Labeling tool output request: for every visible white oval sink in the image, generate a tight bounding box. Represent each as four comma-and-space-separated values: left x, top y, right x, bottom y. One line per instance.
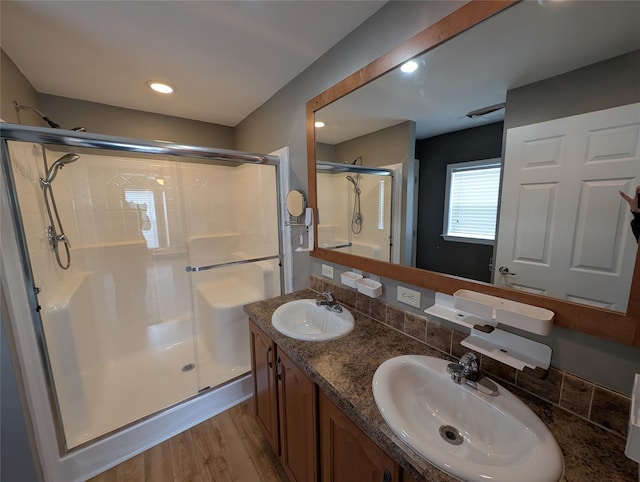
372, 355, 564, 482
271, 299, 354, 341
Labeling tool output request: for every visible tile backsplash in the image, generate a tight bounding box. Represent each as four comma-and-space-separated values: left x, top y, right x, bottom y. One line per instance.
310, 275, 632, 440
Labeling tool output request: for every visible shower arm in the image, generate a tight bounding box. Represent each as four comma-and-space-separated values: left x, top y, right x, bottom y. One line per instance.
13, 101, 86, 131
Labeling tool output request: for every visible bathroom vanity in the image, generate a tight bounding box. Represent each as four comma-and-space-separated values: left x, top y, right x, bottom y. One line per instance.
245, 290, 637, 481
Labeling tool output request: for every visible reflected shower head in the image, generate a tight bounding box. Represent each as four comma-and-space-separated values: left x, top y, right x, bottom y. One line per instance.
346, 175, 360, 194
43, 153, 79, 185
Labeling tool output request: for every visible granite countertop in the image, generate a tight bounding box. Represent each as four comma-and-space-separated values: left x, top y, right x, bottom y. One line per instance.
244, 290, 638, 482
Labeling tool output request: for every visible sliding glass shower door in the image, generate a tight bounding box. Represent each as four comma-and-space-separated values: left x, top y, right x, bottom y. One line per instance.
4, 135, 281, 451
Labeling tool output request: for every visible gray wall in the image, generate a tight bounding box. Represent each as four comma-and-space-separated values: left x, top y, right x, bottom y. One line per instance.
0, 48, 42, 482
39, 94, 235, 149
505, 49, 640, 128
235, 1, 463, 291
333, 121, 415, 168
1, 49, 44, 125
1, 290, 41, 482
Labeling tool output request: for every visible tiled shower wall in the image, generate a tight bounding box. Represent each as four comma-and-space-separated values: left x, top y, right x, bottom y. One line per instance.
317, 170, 392, 262
310, 275, 632, 441
8, 142, 279, 301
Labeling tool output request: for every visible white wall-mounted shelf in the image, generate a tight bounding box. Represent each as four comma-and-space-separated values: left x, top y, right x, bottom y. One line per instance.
461, 327, 551, 375
340, 271, 363, 288
454, 289, 554, 336
356, 278, 382, 298
424, 292, 495, 330
426, 291, 554, 377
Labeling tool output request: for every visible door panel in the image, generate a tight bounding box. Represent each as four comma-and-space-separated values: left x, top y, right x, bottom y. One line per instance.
496, 102, 640, 311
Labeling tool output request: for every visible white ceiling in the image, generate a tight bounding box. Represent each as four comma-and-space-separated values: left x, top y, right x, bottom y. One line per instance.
315, 0, 640, 145
1, 0, 386, 127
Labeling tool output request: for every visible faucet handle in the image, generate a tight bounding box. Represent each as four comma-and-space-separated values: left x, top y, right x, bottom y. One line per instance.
446, 362, 465, 383
458, 352, 478, 376
319, 291, 334, 303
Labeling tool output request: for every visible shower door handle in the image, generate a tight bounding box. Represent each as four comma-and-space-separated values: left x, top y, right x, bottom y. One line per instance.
266, 346, 273, 368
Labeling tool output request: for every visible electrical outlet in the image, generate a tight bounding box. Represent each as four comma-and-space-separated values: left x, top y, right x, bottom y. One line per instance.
397, 285, 421, 308
321, 264, 334, 279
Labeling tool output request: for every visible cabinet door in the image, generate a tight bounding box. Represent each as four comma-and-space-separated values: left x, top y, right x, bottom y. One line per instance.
320, 391, 400, 482
249, 320, 279, 454
277, 349, 318, 482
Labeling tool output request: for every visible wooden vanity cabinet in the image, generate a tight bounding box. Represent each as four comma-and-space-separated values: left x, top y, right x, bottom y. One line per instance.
249, 319, 417, 482
249, 320, 279, 454
319, 391, 400, 482
276, 349, 318, 482
249, 320, 318, 482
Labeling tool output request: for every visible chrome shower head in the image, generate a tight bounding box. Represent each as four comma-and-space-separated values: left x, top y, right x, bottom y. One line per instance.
43, 153, 79, 185
346, 175, 361, 194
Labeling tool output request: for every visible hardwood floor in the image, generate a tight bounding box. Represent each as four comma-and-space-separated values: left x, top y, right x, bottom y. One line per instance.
87, 400, 288, 482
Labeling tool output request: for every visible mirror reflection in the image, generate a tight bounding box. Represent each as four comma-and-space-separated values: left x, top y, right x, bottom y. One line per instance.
317, 161, 397, 262
314, 0, 640, 313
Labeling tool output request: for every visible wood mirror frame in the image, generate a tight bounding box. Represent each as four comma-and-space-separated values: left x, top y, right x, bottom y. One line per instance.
306, 0, 640, 347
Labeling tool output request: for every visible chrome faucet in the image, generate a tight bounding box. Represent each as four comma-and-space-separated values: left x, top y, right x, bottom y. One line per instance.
316, 292, 343, 313
446, 352, 499, 396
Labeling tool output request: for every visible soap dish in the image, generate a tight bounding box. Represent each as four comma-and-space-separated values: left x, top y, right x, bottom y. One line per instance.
356, 278, 383, 298
341, 271, 363, 288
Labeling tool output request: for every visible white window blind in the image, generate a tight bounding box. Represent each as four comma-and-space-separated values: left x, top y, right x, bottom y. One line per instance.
125, 189, 159, 249
443, 159, 501, 244
378, 179, 385, 230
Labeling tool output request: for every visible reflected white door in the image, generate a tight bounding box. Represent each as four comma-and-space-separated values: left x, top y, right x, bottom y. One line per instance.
495, 102, 640, 311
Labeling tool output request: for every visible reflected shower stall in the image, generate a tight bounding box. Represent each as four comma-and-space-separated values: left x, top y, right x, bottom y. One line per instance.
316, 161, 395, 262
2, 126, 283, 454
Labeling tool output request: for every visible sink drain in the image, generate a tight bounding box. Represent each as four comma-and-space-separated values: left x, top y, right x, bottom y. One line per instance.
439, 425, 464, 446
181, 363, 196, 372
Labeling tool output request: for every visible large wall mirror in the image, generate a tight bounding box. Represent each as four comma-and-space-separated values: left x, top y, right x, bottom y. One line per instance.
307, 0, 640, 346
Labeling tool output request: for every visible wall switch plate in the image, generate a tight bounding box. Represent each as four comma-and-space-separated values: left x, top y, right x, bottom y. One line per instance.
397, 285, 421, 308
321, 264, 334, 279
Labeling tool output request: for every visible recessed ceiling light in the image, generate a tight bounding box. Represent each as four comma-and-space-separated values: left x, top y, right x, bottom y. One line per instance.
315, 121, 326, 128
147, 81, 175, 94
400, 60, 419, 73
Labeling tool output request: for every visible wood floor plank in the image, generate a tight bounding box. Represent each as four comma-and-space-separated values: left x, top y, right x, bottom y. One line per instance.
115, 453, 145, 482
215, 409, 266, 482
143, 438, 173, 482
169, 430, 204, 482
86, 400, 287, 482
87, 467, 118, 482
228, 402, 289, 482
190, 416, 233, 482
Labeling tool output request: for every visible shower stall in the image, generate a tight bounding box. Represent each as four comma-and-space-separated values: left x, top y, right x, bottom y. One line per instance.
1, 125, 287, 481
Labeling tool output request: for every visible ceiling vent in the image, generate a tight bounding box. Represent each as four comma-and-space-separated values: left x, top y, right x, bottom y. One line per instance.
466, 103, 505, 119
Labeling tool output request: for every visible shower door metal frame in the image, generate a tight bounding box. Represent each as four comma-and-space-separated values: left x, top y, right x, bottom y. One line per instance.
0, 123, 285, 454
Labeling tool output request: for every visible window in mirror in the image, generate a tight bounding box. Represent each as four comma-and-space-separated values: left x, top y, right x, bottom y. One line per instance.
124, 189, 158, 249
377, 179, 386, 231
443, 158, 501, 245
